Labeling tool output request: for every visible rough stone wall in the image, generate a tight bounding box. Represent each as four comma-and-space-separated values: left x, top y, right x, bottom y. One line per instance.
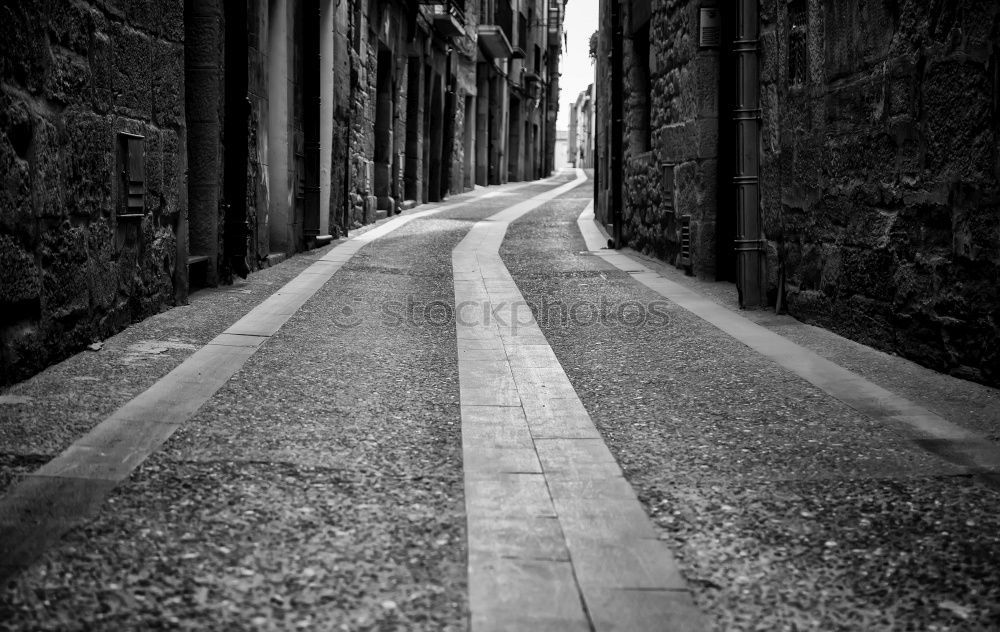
344, 0, 371, 227
760, 0, 1000, 385
346, 0, 414, 225
450, 86, 468, 195
329, 0, 352, 236
594, 0, 612, 227
641, 1, 721, 277
597, 0, 718, 272
623, 2, 680, 265
247, 0, 268, 262
0, 2, 186, 384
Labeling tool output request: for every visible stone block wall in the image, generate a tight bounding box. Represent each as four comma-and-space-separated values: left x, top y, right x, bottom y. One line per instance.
598, 0, 722, 277
247, 0, 269, 262
594, 0, 612, 229
760, 0, 1000, 384
0, 1, 186, 384
597, 0, 1000, 385
450, 85, 468, 194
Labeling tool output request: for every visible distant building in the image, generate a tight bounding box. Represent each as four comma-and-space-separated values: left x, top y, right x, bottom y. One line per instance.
568, 84, 595, 169
0, 0, 566, 384
554, 129, 569, 170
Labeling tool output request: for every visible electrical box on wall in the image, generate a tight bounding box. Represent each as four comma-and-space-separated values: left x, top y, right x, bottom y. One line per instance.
117, 132, 145, 219
699, 8, 720, 48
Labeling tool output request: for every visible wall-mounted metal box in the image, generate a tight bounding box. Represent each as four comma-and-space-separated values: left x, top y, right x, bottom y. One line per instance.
116, 132, 145, 219
699, 8, 720, 48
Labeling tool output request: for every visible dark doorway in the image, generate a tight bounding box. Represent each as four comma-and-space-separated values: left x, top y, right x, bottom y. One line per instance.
507, 96, 521, 181
222, 0, 250, 279
374, 45, 394, 203
531, 122, 539, 179
404, 59, 421, 201
428, 72, 444, 202
463, 95, 474, 190
440, 75, 456, 200
422, 64, 432, 202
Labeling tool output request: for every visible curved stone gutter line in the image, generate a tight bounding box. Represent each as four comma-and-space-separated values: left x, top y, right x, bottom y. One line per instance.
576, 206, 1000, 484
0, 178, 562, 583
456, 170, 706, 632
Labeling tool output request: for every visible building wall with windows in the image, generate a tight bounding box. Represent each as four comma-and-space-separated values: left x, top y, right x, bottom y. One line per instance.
570, 84, 595, 169
0, 2, 187, 383
0, 0, 564, 385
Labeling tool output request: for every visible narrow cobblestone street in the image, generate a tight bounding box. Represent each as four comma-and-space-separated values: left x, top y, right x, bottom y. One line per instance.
2, 172, 999, 630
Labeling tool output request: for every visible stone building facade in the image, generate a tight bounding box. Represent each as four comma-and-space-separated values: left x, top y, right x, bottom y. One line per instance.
569, 83, 595, 168
477, 0, 564, 186
0, 2, 187, 384
0, 0, 566, 385
595, 0, 1000, 386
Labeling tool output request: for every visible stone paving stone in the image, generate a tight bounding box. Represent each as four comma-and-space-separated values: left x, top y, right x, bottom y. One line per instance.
504, 344, 561, 369
460, 405, 535, 448
520, 397, 604, 439
468, 557, 589, 632
464, 472, 557, 519
458, 361, 521, 407
206, 332, 268, 348
565, 535, 688, 590
511, 365, 584, 402
456, 346, 508, 364
463, 447, 543, 477
466, 515, 569, 561
533, 437, 623, 480
585, 589, 704, 632
457, 336, 505, 351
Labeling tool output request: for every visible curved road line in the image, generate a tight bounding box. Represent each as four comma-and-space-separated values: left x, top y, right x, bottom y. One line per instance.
456, 170, 705, 631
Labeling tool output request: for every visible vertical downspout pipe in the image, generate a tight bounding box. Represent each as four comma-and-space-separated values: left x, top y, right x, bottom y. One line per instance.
303, 0, 322, 244
733, 0, 766, 307
610, 0, 624, 248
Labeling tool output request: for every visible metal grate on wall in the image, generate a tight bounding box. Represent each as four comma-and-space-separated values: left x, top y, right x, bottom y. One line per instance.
679, 214, 692, 274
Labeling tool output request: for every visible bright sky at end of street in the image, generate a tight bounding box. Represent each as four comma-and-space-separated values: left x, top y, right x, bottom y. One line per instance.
557, 0, 598, 131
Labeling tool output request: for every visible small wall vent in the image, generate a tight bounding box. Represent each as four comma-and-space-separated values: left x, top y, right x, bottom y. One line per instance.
679, 215, 693, 274
699, 8, 720, 48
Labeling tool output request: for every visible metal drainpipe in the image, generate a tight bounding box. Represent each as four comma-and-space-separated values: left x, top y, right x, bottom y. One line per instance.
733, 0, 766, 307
610, 0, 624, 249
